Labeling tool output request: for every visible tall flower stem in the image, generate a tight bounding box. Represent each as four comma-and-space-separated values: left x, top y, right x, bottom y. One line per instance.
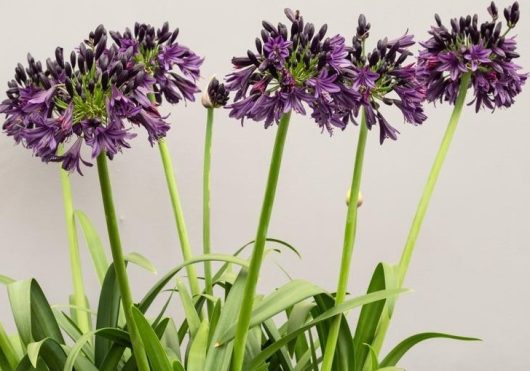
321, 110, 369, 371
397, 72, 470, 285
203, 107, 214, 316
96, 153, 150, 371
58, 147, 90, 334
369, 73, 471, 361
158, 139, 201, 297
232, 111, 292, 371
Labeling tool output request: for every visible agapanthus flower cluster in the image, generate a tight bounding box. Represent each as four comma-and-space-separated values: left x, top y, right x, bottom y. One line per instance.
225, 8, 356, 133
344, 15, 427, 143
1, 23, 203, 174
417, 1, 527, 111
109, 22, 203, 107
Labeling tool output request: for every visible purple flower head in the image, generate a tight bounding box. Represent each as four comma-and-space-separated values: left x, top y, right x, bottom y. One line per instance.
110, 22, 203, 106
1, 24, 170, 174
225, 8, 355, 134
417, 2, 526, 111
343, 15, 427, 144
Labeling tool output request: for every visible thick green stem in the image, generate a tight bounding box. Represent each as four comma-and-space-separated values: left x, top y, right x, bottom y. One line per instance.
96, 154, 150, 371
158, 139, 201, 297
232, 111, 292, 371
368, 73, 471, 362
203, 107, 214, 316
321, 110, 369, 371
59, 157, 90, 334
397, 72, 470, 285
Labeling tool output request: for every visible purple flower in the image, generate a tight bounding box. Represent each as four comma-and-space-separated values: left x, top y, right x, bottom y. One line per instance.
225, 8, 354, 134
131, 106, 171, 144
59, 138, 92, 175
342, 15, 427, 143
437, 52, 467, 80
263, 36, 292, 65
465, 44, 491, 71
417, 2, 526, 111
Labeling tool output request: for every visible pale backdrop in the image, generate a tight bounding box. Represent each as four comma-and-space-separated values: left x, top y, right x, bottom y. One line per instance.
0, 0, 529, 369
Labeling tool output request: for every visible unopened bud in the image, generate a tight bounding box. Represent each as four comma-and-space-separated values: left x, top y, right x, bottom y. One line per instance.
346, 188, 363, 208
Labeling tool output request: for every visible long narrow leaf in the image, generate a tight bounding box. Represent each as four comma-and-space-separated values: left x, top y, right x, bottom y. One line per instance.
379, 332, 480, 367
0, 322, 19, 369
75, 210, 109, 284
187, 319, 209, 371
131, 306, 172, 371
204, 270, 248, 371
353, 263, 387, 371
95, 264, 121, 367
175, 279, 200, 338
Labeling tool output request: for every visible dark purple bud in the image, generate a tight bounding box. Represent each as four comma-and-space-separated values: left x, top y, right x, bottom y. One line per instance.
64, 63, 72, 77
46, 58, 58, 79
310, 36, 320, 53
70, 51, 76, 68
86, 49, 94, 70
79, 42, 87, 57
169, 28, 179, 43
291, 22, 299, 38
278, 23, 288, 40
65, 78, 74, 96
101, 71, 109, 90
488, 2, 498, 20
261, 29, 270, 42
75, 82, 82, 95
435, 13, 442, 26
27, 53, 35, 67
55, 47, 64, 68
95, 35, 107, 59
262, 20, 276, 34
88, 81, 95, 94
158, 31, 171, 44
247, 50, 259, 65
134, 22, 140, 37
284, 8, 297, 23
94, 24, 105, 44
16, 63, 27, 83
255, 38, 263, 54
369, 51, 380, 66
304, 23, 315, 40
38, 73, 51, 89
318, 24, 327, 40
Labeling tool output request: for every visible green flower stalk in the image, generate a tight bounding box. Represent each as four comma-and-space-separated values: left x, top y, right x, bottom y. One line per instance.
201, 76, 229, 316
321, 110, 369, 371
96, 153, 150, 371
232, 111, 291, 371
203, 107, 214, 316
157, 139, 201, 297
397, 73, 470, 285
58, 146, 90, 334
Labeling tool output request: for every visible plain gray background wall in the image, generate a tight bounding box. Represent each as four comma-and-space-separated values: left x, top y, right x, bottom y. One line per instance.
0, 0, 529, 369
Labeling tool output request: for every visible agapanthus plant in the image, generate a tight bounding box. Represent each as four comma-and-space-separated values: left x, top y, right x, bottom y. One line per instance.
321, 14, 428, 370
225, 9, 362, 371
358, 2, 527, 366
